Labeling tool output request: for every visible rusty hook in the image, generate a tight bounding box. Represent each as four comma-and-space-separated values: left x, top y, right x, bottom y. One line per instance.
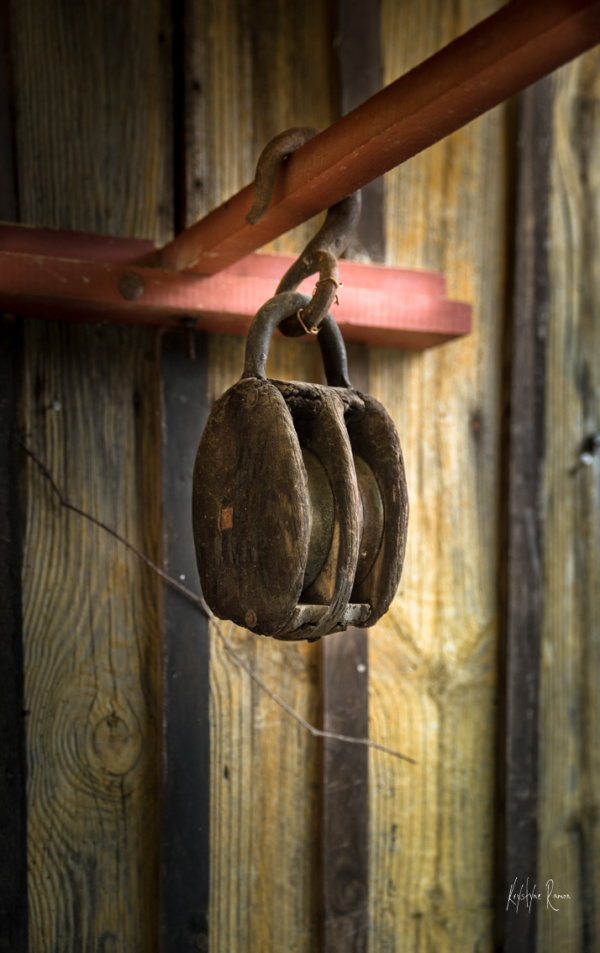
246, 127, 362, 336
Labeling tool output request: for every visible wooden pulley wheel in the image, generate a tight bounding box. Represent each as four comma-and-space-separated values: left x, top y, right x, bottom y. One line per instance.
192, 291, 408, 641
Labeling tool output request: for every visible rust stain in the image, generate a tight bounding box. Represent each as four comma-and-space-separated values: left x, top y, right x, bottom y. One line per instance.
219, 507, 233, 531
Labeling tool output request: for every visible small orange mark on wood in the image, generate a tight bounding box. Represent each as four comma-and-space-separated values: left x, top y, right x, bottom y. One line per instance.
220, 507, 233, 530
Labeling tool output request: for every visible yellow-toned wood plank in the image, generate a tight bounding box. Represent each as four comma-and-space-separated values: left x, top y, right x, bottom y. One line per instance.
184, 0, 332, 254
10, 0, 171, 947
368, 2, 506, 949
185, 1, 334, 948
538, 50, 600, 952
22, 324, 162, 953
10, 0, 173, 241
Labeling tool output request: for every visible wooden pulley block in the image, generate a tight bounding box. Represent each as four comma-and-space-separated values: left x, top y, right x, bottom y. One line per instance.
192, 291, 408, 641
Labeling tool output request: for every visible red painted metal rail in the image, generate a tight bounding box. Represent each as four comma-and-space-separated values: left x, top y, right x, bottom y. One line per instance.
156, 0, 600, 275
0, 224, 470, 349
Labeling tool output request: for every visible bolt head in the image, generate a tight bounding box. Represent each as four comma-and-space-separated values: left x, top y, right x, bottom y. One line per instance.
118, 270, 145, 300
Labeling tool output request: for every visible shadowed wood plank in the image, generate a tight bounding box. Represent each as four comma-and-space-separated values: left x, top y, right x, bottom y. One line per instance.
321, 344, 371, 953
538, 49, 600, 952
497, 78, 551, 953
334, 0, 385, 264
0, 318, 27, 953
367, 2, 506, 949
0, 34, 27, 953
320, 0, 383, 939
9, 0, 171, 948
161, 332, 211, 953
321, 626, 369, 953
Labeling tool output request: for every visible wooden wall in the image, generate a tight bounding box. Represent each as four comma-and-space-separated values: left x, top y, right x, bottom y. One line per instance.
538, 49, 600, 952
3, 0, 600, 951
8, 1, 171, 949
370, 2, 506, 949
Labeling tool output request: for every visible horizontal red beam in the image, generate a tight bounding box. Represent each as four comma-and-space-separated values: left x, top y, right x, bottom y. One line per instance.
0, 222, 154, 262
0, 225, 469, 350
155, 0, 600, 275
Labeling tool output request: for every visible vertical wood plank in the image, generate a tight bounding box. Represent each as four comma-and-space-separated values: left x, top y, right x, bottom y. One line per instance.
9, 0, 172, 948
161, 332, 210, 953
0, 22, 17, 223
538, 49, 600, 953
0, 318, 27, 953
21, 323, 163, 953
321, 5, 383, 947
183, 3, 334, 949
321, 345, 371, 953
334, 0, 385, 263
9, 0, 172, 238
498, 77, 551, 953
369, 2, 507, 949
0, 29, 26, 953
322, 622, 369, 953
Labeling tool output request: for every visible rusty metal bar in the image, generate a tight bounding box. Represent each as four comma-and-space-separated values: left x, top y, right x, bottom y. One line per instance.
155, 0, 600, 275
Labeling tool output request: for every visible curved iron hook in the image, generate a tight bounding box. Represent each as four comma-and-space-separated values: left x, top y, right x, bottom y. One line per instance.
246, 127, 362, 335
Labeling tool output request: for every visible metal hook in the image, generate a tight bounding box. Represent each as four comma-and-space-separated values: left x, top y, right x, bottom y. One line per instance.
246, 127, 362, 336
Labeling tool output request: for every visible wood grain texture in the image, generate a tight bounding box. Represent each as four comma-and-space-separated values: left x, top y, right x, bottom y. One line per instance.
498, 78, 551, 953
0, 34, 27, 953
322, 627, 369, 953
161, 333, 210, 953
320, 2, 384, 929
0, 29, 17, 223
9, 0, 171, 948
21, 323, 162, 953
320, 346, 370, 953
0, 319, 27, 953
183, 2, 335, 948
538, 50, 600, 952
367, 2, 507, 949
334, 0, 385, 263
9, 0, 172, 239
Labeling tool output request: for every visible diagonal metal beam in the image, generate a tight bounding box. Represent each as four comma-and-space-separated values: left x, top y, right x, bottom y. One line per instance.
155, 0, 600, 275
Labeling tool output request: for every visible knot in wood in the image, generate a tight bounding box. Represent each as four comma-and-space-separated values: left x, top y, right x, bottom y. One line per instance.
93, 712, 142, 776
331, 865, 367, 913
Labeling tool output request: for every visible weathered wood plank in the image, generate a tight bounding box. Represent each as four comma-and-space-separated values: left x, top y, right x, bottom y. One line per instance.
321, 0, 383, 938
9, 0, 172, 948
9, 0, 172, 239
368, 2, 506, 949
322, 627, 369, 953
334, 0, 385, 264
0, 318, 28, 953
161, 332, 210, 953
21, 323, 163, 953
183, 2, 334, 947
321, 343, 371, 953
497, 78, 551, 953
0, 33, 16, 223
538, 49, 600, 952
0, 34, 27, 953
